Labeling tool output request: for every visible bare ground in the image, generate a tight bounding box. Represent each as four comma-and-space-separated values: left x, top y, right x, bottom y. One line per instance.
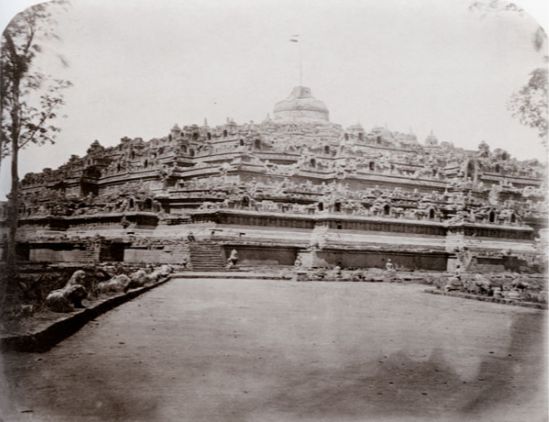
1, 279, 547, 422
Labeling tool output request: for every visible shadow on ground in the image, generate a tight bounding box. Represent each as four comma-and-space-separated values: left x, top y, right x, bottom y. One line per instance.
216, 313, 547, 422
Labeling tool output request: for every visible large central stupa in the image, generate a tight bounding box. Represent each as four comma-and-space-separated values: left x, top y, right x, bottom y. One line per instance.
273, 86, 330, 122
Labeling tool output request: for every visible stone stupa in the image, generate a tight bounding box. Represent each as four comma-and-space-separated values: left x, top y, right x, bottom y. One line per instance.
273, 86, 330, 123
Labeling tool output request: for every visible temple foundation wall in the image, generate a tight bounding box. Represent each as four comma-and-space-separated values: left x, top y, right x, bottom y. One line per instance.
124, 244, 189, 264
29, 246, 99, 263
221, 245, 298, 266
300, 249, 448, 270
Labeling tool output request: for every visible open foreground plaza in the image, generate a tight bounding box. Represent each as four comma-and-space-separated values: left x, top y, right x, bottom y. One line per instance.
1, 278, 546, 422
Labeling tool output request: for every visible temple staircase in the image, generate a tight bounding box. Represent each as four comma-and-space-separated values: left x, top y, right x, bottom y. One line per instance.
189, 242, 226, 271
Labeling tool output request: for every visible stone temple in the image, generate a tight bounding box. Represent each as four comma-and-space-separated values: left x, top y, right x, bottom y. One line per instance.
3, 86, 547, 272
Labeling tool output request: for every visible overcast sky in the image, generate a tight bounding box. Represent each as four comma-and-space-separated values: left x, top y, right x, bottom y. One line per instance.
0, 0, 547, 198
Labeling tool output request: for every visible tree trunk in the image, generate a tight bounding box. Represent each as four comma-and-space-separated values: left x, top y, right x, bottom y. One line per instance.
7, 134, 19, 275
2, 80, 21, 310
0, 67, 4, 174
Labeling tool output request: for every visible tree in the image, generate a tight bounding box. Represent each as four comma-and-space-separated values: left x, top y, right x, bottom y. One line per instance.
509, 22, 548, 145
1, 1, 71, 304
470, 0, 548, 146
508, 67, 548, 144
468, 0, 523, 15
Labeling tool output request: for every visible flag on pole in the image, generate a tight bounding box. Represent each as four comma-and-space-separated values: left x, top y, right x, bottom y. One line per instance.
289, 34, 302, 85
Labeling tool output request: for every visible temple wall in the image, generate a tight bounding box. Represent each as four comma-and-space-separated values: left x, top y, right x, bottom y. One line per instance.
468, 257, 506, 273
192, 211, 533, 242
326, 220, 445, 236
467, 255, 536, 273
311, 249, 447, 270
124, 244, 189, 264
222, 245, 297, 266
342, 177, 446, 193
274, 109, 329, 122
29, 247, 98, 263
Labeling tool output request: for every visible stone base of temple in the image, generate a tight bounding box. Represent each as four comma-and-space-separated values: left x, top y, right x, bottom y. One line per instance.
5, 200, 543, 287
296, 248, 448, 270
10, 206, 542, 274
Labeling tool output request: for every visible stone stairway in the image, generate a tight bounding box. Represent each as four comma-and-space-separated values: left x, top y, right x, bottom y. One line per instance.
189, 242, 226, 271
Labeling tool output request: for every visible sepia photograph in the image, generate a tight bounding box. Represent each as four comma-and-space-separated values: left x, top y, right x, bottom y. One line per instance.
0, 0, 547, 421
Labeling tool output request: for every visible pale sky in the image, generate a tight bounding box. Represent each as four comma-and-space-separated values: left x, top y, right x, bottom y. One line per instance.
0, 0, 548, 199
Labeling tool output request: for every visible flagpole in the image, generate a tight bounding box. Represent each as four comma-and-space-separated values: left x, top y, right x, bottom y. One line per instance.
290, 35, 302, 86
298, 40, 302, 86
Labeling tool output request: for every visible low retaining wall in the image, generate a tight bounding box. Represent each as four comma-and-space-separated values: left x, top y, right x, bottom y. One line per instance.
1, 277, 171, 353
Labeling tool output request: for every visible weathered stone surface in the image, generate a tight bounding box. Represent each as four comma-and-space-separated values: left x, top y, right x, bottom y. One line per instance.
97, 274, 131, 294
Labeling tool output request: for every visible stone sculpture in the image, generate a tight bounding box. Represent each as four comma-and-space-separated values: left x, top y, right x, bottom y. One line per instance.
97, 274, 131, 294
145, 264, 174, 283
127, 269, 148, 290
45, 270, 88, 313
226, 249, 239, 269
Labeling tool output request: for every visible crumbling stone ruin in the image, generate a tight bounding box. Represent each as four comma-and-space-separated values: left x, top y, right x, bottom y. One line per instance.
436, 271, 546, 305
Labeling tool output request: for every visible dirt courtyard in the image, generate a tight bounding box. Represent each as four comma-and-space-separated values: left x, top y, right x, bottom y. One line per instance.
1, 278, 547, 422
